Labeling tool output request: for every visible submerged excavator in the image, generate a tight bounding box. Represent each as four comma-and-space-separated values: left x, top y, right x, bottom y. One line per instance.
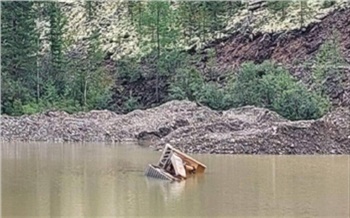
144, 144, 207, 181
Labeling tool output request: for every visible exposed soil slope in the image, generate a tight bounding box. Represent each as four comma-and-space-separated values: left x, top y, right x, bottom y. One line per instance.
2, 101, 349, 154
214, 8, 350, 67
111, 8, 350, 111
57, 1, 348, 60
211, 8, 350, 107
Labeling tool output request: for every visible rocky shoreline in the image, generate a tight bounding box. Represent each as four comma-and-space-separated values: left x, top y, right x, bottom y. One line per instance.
1, 100, 350, 154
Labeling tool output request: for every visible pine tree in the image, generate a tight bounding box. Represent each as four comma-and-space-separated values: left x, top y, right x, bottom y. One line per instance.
267, 1, 290, 20
65, 1, 112, 111
298, 1, 313, 28
178, 2, 199, 44
47, 2, 67, 96
136, 1, 180, 102
206, 2, 227, 34
198, 2, 209, 42
1, 2, 39, 114
313, 31, 346, 95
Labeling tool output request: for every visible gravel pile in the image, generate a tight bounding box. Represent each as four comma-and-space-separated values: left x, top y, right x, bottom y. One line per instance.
1, 100, 349, 154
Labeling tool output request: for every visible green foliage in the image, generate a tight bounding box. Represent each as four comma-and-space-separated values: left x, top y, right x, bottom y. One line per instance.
123, 96, 140, 112
169, 68, 204, 101
84, 1, 99, 18
259, 68, 329, 120
42, 82, 60, 103
199, 2, 227, 35
321, 0, 336, 8
1, 1, 113, 116
168, 58, 329, 119
21, 102, 42, 115
1, 2, 39, 113
136, 2, 179, 54
312, 31, 345, 95
229, 62, 272, 106
20, 99, 82, 115
267, 1, 290, 19
0, 1, 339, 120
178, 2, 232, 42
1, 79, 33, 114
64, 40, 112, 111
47, 2, 68, 94
229, 61, 330, 120
10, 99, 25, 116
118, 49, 190, 80
117, 58, 143, 82
85, 82, 113, 110
177, 2, 197, 43
272, 88, 329, 120
135, 1, 181, 102
197, 83, 231, 110
158, 50, 189, 76
297, 1, 314, 28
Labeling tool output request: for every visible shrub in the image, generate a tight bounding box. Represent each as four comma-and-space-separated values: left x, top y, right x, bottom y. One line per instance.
321, 0, 335, 8
267, 1, 290, 20
272, 87, 329, 120
10, 99, 24, 116
123, 96, 140, 113
229, 61, 330, 120
197, 83, 231, 110
158, 50, 189, 76
169, 67, 204, 101
54, 99, 82, 114
229, 61, 284, 107
22, 102, 41, 115
117, 59, 142, 82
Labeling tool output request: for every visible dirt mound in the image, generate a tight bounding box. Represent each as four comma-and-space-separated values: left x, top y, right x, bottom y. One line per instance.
1, 101, 215, 143
155, 105, 350, 154
2, 100, 349, 154
223, 106, 287, 123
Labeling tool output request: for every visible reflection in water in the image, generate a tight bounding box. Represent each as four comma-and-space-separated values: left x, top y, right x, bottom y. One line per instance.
2, 142, 350, 217
145, 178, 186, 202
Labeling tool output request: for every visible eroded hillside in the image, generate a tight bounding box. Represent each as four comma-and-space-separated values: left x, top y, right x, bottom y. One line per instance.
44, 0, 350, 60
3, 1, 350, 117
214, 7, 350, 68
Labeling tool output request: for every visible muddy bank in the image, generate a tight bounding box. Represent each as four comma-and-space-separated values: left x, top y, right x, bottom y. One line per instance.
1, 100, 349, 154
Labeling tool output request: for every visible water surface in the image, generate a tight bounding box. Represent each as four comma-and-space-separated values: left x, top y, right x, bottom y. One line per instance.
2, 143, 350, 217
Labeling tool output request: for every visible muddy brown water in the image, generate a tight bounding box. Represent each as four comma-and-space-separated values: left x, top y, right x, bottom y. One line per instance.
2, 142, 350, 217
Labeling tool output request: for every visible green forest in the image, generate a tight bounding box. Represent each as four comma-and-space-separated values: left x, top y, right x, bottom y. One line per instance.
1, 1, 347, 120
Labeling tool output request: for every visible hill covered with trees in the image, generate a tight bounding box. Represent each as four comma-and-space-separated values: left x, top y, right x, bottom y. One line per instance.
1, 0, 349, 121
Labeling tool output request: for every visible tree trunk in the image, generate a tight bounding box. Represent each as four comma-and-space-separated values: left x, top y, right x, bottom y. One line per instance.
37, 62, 40, 102
138, 2, 142, 27
37, 38, 40, 102
84, 79, 87, 111
156, 3, 160, 103
128, 2, 134, 25
299, 1, 304, 28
